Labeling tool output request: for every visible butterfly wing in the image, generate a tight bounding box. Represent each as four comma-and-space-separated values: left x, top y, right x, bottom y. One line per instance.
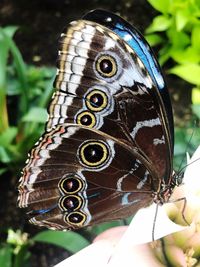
18, 10, 174, 230
18, 124, 154, 230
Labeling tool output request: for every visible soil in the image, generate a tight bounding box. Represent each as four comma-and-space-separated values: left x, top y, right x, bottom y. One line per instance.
0, 0, 155, 66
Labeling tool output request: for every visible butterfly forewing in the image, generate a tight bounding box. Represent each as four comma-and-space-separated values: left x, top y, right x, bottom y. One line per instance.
49, 19, 171, 179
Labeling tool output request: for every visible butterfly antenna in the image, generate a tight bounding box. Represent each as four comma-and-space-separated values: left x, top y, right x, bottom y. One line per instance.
177, 157, 200, 178
177, 125, 196, 175
152, 203, 159, 242
176, 119, 200, 179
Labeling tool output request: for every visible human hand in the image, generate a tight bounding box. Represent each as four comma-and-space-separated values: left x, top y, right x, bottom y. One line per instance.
54, 204, 186, 267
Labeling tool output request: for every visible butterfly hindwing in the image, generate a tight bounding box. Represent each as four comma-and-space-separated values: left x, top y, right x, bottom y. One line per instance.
18, 124, 154, 229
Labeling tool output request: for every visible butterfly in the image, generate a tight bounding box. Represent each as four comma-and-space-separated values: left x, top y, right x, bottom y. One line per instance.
18, 9, 176, 230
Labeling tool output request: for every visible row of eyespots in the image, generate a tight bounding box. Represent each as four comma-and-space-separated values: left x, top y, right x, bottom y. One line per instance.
76, 55, 116, 167
59, 54, 118, 225
76, 54, 117, 128
58, 175, 87, 226
76, 89, 108, 128
58, 140, 110, 225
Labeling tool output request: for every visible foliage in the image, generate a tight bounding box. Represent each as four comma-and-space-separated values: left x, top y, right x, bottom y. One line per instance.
174, 125, 200, 170
146, 0, 200, 169
146, 0, 200, 72
0, 26, 55, 175
146, 0, 200, 98
33, 230, 90, 253
0, 229, 30, 267
0, 26, 59, 266
0, 229, 92, 267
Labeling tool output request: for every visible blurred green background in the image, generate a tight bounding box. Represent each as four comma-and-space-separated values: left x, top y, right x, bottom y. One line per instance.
0, 0, 200, 266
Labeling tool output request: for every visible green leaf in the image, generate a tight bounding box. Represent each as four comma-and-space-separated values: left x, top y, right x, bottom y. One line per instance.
22, 107, 48, 123
0, 245, 12, 267
158, 45, 171, 66
145, 33, 163, 46
147, 0, 171, 13
192, 26, 200, 50
0, 147, 13, 163
8, 40, 28, 114
33, 230, 90, 253
0, 27, 29, 114
0, 27, 18, 66
0, 168, 7, 175
0, 26, 27, 131
192, 104, 200, 119
13, 244, 30, 267
175, 9, 190, 31
0, 27, 26, 92
167, 29, 190, 49
192, 88, 200, 104
146, 15, 172, 33
91, 221, 124, 236
0, 28, 9, 88
170, 47, 200, 64
0, 127, 18, 146
174, 128, 186, 156
1, 26, 18, 38
169, 63, 200, 85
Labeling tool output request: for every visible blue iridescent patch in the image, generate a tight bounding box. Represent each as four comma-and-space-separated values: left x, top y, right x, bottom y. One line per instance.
28, 205, 57, 215
83, 9, 165, 91
113, 22, 165, 90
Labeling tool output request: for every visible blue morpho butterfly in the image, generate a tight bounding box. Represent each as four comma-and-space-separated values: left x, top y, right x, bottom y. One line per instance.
18, 9, 177, 230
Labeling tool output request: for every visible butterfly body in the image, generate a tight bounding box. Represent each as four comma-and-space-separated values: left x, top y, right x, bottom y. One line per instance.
18, 10, 175, 230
